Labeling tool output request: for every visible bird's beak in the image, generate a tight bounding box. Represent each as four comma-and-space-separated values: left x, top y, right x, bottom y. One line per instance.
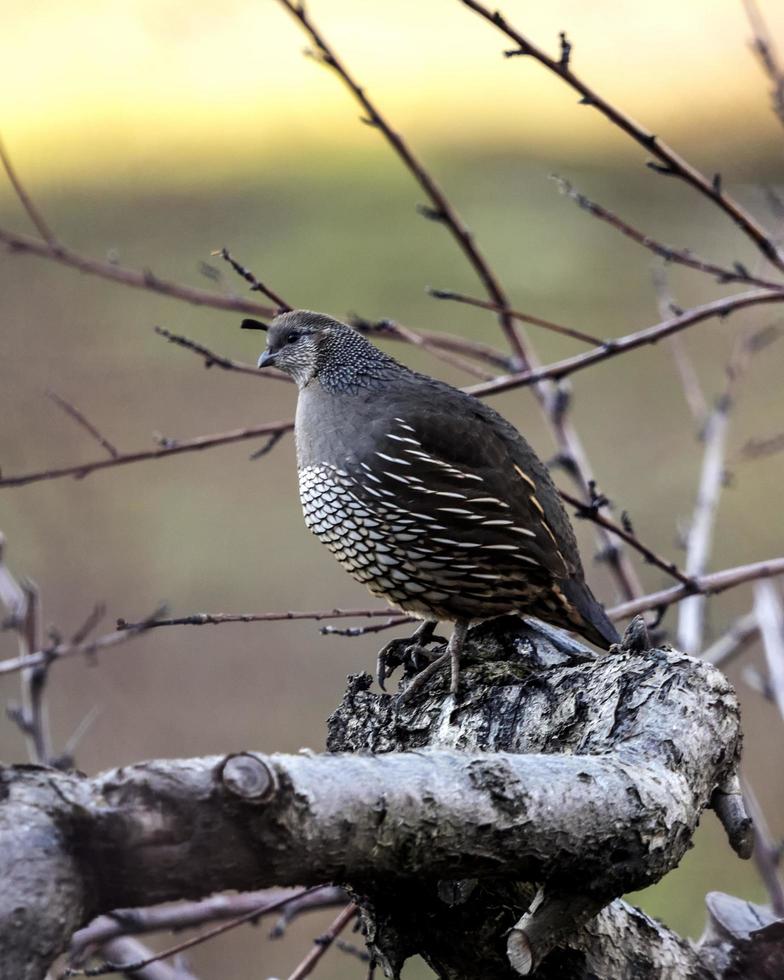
257, 349, 276, 369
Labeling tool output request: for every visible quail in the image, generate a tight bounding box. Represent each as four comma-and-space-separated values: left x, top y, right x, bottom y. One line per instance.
255, 310, 619, 697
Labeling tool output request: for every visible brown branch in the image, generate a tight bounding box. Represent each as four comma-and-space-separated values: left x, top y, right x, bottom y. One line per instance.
740, 430, 784, 461
285, 903, 358, 980
743, 0, 784, 129
552, 175, 784, 292
0, 606, 166, 677
560, 490, 695, 587
153, 326, 290, 381
276, 0, 529, 369
467, 289, 784, 398
461, 0, 784, 273
379, 317, 496, 380
64, 888, 323, 979
116, 608, 401, 631
427, 288, 604, 346
0, 225, 279, 317
0, 135, 59, 246
46, 391, 120, 458
214, 247, 293, 312
0, 419, 293, 489
320, 615, 414, 637
68, 887, 347, 967
350, 314, 513, 370
608, 557, 784, 621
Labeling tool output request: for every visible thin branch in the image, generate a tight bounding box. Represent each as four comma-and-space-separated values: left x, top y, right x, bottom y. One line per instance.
0, 135, 59, 246
378, 316, 496, 380
276, 0, 529, 369
0, 419, 293, 489
285, 903, 358, 980
46, 390, 120, 458
461, 0, 784, 273
116, 608, 400, 631
741, 778, 784, 916
608, 557, 784, 621
350, 314, 513, 370
0, 225, 278, 317
68, 887, 347, 966
213, 247, 292, 312
63, 888, 324, 979
560, 490, 695, 587
153, 326, 288, 381
739, 430, 784, 461
466, 289, 784, 398
427, 288, 604, 346
743, 0, 784, 129
702, 611, 759, 667
320, 616, 413, 637
552, 175, 784, 292
678, 333, 758, 654
0, 536, 52, 763
0, 607, 167, 677
753, 580, 784, 721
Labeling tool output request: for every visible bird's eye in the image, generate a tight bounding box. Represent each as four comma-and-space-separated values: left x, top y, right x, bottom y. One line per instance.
286, 331, 300, 344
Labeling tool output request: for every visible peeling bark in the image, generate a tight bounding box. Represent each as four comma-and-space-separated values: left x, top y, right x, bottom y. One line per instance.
0, 618, 755, 979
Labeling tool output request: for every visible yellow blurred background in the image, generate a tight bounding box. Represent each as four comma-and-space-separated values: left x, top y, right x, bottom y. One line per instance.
1, 1, 783, 978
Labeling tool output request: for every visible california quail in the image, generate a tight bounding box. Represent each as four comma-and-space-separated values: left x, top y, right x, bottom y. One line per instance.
256, 310, 619, 696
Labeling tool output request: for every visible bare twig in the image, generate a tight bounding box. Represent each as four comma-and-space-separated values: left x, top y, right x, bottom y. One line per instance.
68, 887, 347, 965
0, 135, 59, 246
553, 175, 784, 292
462, 0, 784, 272
702, 611, 759, 667
116, 608, 400, 631
63, 888, 324, 978
0, 225, 279, 317
753, 580, 784, 721
285, 903, 358, 980
320, 615, 414, 637
743, 0, 784, 129
466, 289, 784, 398
608, 557, 784, 621
276, 0, 529, 368
739, 430, 784, 461
741, 778, 784, 916
0, 536, 52, 763
46, 391, 120, 458
678, 334, 757, 654
153, 326, 289, 381
213, 247, 292, 312
351, 315, 513, 371
0, 606, 166, 677
427, 288, 604, 345
560, 489, 695, 587
0, 419, 294, 489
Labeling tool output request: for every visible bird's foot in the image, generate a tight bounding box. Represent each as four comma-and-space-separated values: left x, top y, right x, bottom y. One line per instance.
376, 620, 445, 691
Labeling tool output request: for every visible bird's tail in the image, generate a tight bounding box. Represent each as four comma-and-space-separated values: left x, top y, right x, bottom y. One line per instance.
559, 577, 620, 650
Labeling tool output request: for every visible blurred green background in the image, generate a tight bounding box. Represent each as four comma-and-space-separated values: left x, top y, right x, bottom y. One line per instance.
1, 2, 783, 977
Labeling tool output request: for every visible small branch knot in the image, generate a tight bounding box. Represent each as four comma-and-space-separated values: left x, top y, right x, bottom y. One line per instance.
218, 752, 277, 803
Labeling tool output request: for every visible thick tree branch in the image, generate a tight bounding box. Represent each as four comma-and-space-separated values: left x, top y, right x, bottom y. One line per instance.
0, 622, 747, 979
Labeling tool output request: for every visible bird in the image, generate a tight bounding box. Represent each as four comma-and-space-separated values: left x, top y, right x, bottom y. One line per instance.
254, 309, 619, 698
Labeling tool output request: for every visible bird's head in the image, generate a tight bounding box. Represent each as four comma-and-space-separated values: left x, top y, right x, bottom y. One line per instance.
256, 310, 392, 391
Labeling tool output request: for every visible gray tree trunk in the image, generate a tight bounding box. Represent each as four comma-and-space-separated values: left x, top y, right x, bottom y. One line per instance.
0, 617, 773, 979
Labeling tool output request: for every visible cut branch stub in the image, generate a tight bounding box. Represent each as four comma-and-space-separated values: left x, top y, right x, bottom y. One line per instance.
218, 752, 277, 803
